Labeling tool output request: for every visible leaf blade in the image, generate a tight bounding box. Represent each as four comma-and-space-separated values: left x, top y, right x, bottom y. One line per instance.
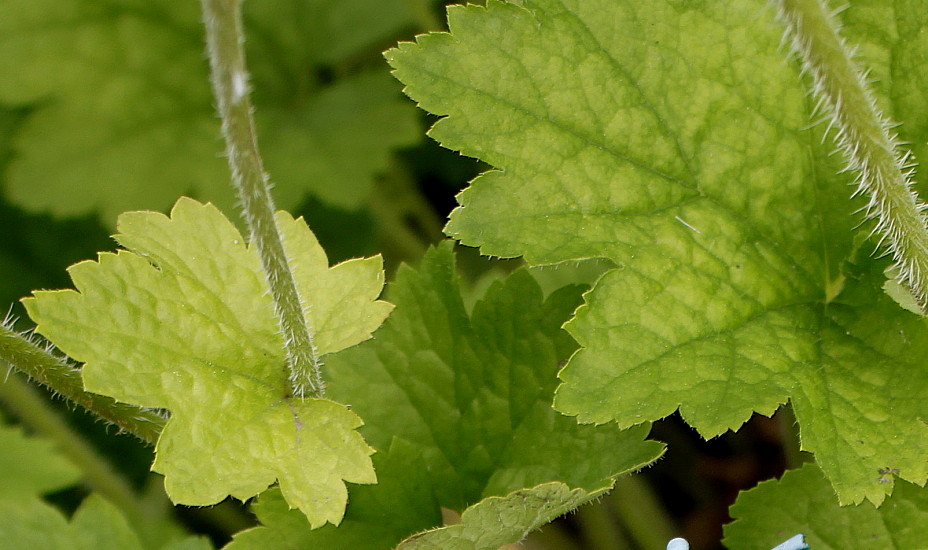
23, 198, 391, 526
725, 463, 928, 550
388, 0, 928, 504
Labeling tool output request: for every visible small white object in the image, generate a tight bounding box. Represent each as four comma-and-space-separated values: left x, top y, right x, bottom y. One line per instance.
771, 534, 808, 550
674, 215, 702, 234
666, 538, 689, 550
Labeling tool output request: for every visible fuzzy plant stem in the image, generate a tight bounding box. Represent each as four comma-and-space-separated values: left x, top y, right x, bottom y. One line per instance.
200, 0, 323, 397
773, 0, 928, 311
0, 323, 164, 445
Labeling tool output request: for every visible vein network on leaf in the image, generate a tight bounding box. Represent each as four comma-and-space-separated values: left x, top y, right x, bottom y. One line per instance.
22, 197, 392, 527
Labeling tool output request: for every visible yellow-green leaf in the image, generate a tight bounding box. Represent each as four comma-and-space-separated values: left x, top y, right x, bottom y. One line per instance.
23, 197, 392, 527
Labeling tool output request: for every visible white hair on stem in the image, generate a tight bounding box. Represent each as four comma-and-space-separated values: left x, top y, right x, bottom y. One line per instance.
771, 0, 928, 313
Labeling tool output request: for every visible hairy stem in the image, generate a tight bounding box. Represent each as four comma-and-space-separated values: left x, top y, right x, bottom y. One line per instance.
773, 0, 928, 311
200, 0, 323, 397
0, 324, 164, 445
0, 372, 168, 545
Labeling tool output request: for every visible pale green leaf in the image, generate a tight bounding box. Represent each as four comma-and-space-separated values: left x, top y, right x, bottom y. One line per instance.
387, 0, 928, 504
0, 0, 419, 221
23, 197, 392, 527
225, 439, 441, 550
0, 495, 212, 550
0, 424, 80, 498
725, 463, 928, 550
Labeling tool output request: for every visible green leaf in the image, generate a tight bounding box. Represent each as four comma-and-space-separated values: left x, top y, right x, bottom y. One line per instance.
0, 423, 206, 549
397, 481, 613, 550
0, 423, 80, 498
0, 0, 420, 221
387, 0, 928, 504
225, 439, 441, 550
225, 244, 661, 548
22, 197, 393, 527
725, 463, 928, 550
0, 495, 212, 550
326, 244, 663, 538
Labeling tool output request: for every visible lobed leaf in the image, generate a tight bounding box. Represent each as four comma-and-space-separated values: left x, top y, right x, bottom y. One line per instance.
725, 463, 928, 549
0, 0, 420, 221
387, 0, 928, 504
327, 244, 661, 545
0, 495, 211, 550
23, 197, 392, 527
0, 426, 208, 548
0, 423, 80, 499
328, 244, 664, 507
224, 439, 441, 550
223, 244, 663, 548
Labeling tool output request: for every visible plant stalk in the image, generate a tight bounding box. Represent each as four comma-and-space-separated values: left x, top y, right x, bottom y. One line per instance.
0, 323, 164, 445
609, 475, 677, 550
773, 0, 928, 312
200, 0, 323, 397
574, 498, 632, 550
